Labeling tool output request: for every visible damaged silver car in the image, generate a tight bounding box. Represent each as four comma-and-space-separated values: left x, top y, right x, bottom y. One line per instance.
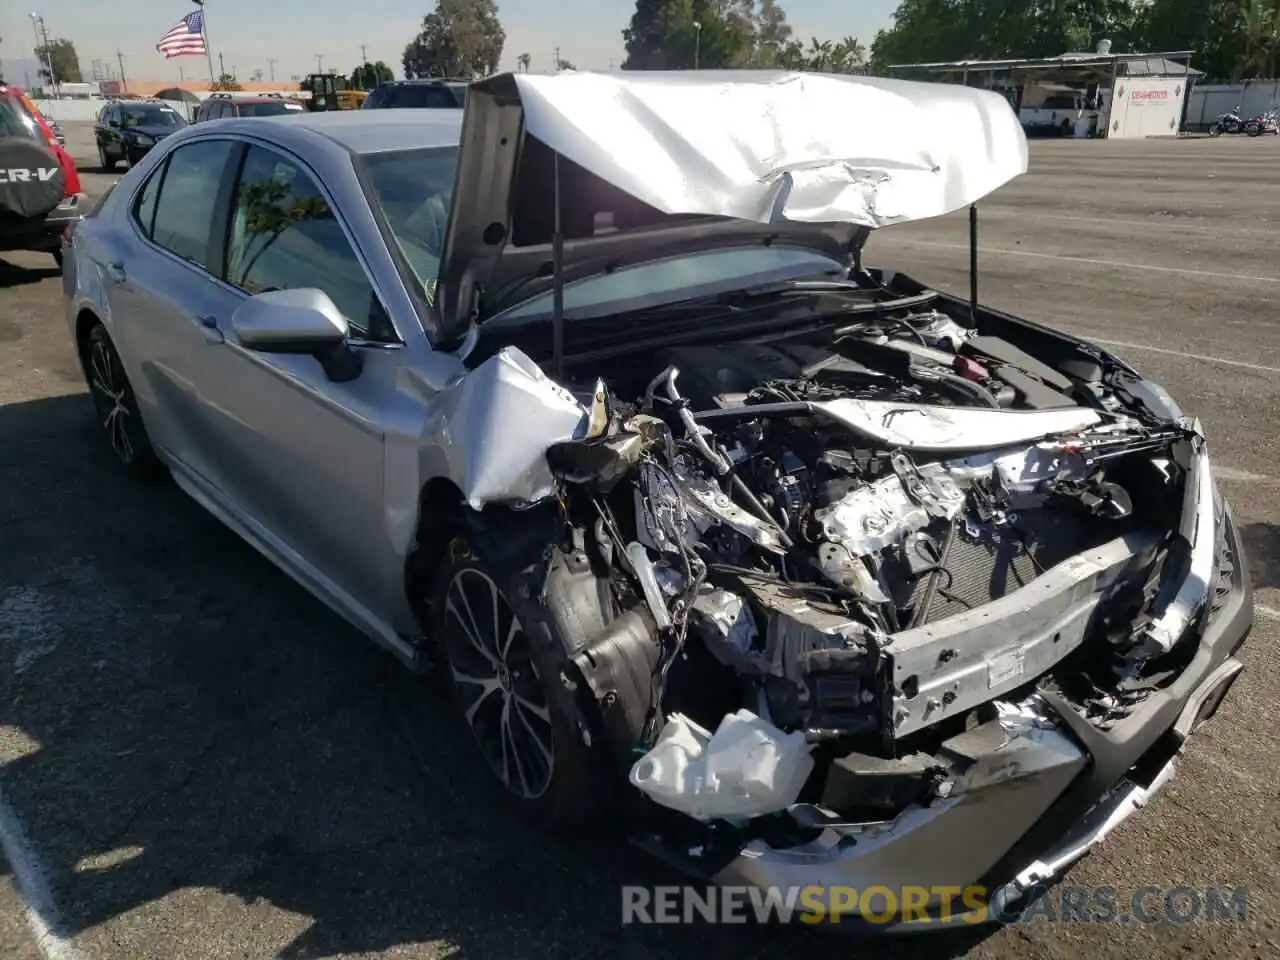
62, 70, 1254, 927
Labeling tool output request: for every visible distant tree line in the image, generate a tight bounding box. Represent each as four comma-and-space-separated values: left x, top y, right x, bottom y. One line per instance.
869, 0, 1280, 83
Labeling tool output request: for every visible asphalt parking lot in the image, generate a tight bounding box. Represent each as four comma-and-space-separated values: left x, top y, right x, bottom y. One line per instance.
1, 125, 1278, 959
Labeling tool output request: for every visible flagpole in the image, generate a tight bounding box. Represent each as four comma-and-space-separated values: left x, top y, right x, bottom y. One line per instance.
194, 0, 216, 87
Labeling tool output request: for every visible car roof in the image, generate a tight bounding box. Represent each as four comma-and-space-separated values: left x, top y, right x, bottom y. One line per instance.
384, 78, 468, 85
206, 108, 463, 154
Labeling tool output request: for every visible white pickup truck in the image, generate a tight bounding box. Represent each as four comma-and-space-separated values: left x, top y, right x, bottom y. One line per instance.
1019, 93, 1100, 137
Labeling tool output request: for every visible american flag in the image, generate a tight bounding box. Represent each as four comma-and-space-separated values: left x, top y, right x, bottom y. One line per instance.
156, 10, 207, 59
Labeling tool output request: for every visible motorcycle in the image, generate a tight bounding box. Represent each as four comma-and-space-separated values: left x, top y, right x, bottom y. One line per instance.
1209, 107, 1244, 136
1244, 110, 1280, 137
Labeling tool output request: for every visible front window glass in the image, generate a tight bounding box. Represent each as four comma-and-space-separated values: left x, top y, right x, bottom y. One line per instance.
227, 144, 395, 341
495, 246, 846, 322
361, 146, 459, 305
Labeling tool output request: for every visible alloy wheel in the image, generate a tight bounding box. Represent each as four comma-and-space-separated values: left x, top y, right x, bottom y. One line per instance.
88, 336, 137, 464
443, 567, 556, 800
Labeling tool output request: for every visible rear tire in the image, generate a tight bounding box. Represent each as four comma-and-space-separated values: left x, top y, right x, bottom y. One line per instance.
432, 535, 611, 829
98, 146, 115, 172
83, 323, 160, 476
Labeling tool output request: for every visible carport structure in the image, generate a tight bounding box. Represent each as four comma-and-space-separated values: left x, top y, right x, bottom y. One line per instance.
885, 50, 1202, 138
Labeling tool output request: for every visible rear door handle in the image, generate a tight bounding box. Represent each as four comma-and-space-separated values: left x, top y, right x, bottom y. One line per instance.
196, 315, 224, 344
105, 261, 126, 283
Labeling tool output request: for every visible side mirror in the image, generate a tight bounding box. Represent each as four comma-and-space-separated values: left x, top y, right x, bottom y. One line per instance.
230, 288, 363, 382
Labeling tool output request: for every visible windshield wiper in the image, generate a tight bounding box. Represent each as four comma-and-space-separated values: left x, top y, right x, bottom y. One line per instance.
734, 278, 871, 298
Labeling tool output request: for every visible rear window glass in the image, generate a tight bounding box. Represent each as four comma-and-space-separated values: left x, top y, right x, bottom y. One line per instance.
0, 96, 37, 139
390, 85, 460, 108
238, 101, 301, 117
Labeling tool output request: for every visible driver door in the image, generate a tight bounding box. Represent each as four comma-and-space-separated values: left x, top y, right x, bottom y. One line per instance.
178, 141, 402, 617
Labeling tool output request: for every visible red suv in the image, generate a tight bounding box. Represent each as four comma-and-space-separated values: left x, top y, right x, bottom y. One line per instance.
0, 84, 85, 268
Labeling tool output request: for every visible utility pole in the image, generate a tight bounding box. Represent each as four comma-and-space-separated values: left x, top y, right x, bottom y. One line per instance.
267, 58, 278, 82
554, 46, 560, 72
361, 45, 367, 65
29, 14, 57, 97
218, 51, 226, 79
316, 53, 324, 73
116, 49, 128, 92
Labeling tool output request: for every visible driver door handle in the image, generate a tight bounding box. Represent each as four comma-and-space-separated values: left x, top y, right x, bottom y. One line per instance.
105, 261, 126, 283
196, 315, 224, 344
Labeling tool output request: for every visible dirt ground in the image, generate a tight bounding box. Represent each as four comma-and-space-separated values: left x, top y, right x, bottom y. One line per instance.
0, 128, 1278, 959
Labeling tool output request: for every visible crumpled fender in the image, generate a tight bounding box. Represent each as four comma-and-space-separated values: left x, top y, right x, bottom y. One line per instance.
420, 346, 588, 510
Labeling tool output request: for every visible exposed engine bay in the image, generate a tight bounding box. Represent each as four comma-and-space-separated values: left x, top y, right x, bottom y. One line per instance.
477, 297, 1216, 829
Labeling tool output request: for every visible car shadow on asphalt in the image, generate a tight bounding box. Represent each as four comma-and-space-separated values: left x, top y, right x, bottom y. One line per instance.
1238, 522, 1280, 592
0, 395, 992, 960
0, 258, 60, 289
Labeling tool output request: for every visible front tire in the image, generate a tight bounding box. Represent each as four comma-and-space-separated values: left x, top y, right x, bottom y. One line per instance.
1209, 123, 1223, 137
432, 536, 611, 829
83, 323, 159, 475
98, 145, 115, 171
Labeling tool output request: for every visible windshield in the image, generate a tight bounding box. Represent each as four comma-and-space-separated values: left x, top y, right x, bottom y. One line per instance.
362, 146, 459, 303
239, 101, 301, 117
492, 246, 847, 324
122, 105, 186, 128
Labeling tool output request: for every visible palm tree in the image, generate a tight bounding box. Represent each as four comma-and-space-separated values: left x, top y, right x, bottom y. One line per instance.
517, 52, 531, 73
830, 36, 866, 74
805, 38, 834, 72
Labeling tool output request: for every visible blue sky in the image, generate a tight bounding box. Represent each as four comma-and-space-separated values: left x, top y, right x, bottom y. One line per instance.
2, 0, 898, 85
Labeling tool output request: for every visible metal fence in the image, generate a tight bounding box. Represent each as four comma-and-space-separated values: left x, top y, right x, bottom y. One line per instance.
1185, 80, 1280, 129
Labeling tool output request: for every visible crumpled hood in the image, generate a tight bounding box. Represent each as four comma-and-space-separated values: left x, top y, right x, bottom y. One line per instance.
511, 70, 1029, 229
435, 70, 1028, 344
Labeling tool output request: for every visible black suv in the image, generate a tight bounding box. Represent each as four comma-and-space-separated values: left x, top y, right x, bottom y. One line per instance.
361, 79, 467, 109
94, 99, 188, 170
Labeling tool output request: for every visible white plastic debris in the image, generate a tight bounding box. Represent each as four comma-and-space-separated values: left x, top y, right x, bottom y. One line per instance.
628, 710, 814, 821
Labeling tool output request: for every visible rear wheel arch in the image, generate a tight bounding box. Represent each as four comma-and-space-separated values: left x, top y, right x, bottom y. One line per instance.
75, 308, 102, 374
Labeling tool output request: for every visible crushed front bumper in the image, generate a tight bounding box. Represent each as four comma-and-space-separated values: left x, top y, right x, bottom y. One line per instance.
695, 503, 1253, 929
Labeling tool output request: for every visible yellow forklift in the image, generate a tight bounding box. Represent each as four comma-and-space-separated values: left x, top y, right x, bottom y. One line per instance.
303, 74, 368, 111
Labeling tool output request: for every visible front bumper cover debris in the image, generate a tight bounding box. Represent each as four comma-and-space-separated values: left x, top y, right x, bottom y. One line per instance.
641, 505, 1251, 929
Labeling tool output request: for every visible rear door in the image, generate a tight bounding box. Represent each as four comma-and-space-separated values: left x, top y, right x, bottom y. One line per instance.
103, 137, 241, 476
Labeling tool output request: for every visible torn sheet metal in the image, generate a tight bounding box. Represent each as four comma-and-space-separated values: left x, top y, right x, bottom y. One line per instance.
421, 346, 587, 509
816, 399, 1102, 452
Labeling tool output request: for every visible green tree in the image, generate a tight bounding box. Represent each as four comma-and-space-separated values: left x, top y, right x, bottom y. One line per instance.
35, 37, 84, 84
622, 0, 752, 69
210, 73, 243, 91
517, 51, 531, 71
402, 0, 506, 79
556, 57, 577, 70
351, 60, 395, 89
